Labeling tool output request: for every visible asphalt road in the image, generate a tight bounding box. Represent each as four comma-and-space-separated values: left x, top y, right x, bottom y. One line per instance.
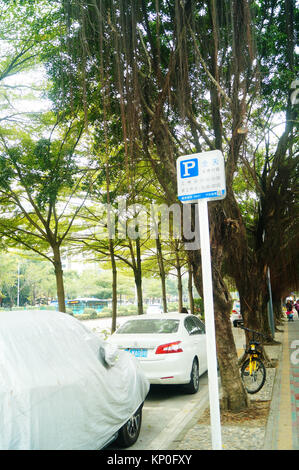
104, 374, 209, 451
82, 315, 142, 338
128, 375, 209, 450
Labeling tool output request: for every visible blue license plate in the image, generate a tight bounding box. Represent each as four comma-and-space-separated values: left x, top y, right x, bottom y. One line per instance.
125, 348, 147, 358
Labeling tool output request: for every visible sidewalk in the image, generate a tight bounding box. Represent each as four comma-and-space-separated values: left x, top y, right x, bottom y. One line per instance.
168, 317, 299, 451
265, 316, 299, 450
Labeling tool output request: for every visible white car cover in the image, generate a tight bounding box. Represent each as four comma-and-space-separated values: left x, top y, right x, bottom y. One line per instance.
0, 310, 149, 450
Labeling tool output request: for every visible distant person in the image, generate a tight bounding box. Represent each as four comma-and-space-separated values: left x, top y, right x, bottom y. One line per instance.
286, 299, 294, 321
181, 307, 188, 313
286, 309, 294, 322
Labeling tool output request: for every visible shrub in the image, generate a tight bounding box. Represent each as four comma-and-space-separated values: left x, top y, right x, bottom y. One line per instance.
100, 307, 112, 315
126, 305, 138, 314
83, 308, 98, 319
168, 302, 179, 312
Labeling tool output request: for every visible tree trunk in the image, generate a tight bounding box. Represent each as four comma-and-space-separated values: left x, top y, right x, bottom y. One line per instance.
188, 261, 194, 315
177, 270, 183, 313
52, 245, 66, 313
188, 228, 249, 412
222, 187, 271, 336
174, 242, 183, 312
128, 239, 144, 315
105, 159, 118, 331
135, 238, 144, 315
214, 304, 249, 410
272, 297, 284, 327
135, 271, 143, 315
156, 236, 167, 312
239, 280, 265, 333
109, 239, 117, 333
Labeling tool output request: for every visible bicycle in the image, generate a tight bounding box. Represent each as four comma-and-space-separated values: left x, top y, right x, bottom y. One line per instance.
239, 325, 267, 394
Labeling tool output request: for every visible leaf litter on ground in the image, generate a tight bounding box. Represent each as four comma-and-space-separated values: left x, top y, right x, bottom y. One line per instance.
197, 400, 270, 427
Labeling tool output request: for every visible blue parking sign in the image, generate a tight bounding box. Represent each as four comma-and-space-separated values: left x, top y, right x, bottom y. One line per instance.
177, 150, 226, 203
180, 158, 198, 178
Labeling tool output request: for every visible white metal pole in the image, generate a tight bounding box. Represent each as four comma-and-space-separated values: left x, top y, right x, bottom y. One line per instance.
197, 200, 222, 450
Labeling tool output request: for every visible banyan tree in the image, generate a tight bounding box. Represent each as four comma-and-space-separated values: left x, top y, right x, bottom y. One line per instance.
46, 0, 298, 411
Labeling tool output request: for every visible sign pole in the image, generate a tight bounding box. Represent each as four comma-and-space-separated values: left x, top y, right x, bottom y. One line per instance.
176, 150, 225, 450
197, 199, 222, 450
267, 267, 275, 337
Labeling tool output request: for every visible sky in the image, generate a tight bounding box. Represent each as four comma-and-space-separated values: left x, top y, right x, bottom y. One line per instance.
1, 65, 51, 118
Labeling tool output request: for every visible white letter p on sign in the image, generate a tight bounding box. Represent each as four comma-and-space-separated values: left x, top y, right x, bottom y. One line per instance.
182, 160, 195, 177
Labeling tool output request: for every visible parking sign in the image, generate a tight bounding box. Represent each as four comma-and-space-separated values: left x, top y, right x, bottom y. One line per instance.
176, 150, 226, 450
177, 150, 226, 202
180, 158, 199, 178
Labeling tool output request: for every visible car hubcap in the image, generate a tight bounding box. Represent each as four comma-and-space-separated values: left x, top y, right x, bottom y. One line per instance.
126, 412, 140, 438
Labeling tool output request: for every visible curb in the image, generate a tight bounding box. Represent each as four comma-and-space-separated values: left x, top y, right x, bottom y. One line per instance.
165, 377, 222, 450
151, 382, 210, 450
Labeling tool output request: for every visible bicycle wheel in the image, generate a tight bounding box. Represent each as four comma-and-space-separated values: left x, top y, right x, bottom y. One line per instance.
241, 357, 266, 394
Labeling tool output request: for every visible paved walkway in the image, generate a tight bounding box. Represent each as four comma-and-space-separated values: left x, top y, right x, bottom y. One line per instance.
168, 316, 299, 451
268, 316, 299, 450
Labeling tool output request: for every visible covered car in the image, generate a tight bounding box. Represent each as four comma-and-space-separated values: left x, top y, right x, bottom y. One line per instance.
0, 310, 149, 450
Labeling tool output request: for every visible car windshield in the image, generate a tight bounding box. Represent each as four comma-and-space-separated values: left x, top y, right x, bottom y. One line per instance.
116, 319, 180, 334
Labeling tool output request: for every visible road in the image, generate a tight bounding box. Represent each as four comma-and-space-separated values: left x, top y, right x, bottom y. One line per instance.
82, 315, 142, 338
105, 375, 209, 451
126, 375, 209, 450
83, 316, 211, 451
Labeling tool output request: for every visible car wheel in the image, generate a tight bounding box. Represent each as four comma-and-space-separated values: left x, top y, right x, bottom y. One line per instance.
115, 406, 142, 448
185, 358, 199, 394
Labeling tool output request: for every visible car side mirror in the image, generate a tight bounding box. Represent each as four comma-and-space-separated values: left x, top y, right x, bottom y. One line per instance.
99, 344, 119, 368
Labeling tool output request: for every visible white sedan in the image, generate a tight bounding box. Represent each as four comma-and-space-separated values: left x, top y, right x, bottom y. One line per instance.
230, 301, 243, 327
146, 304, 163, 314
108, 313, 207, 394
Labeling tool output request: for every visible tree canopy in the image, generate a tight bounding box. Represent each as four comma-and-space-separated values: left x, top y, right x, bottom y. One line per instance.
0, 0, 297, 412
